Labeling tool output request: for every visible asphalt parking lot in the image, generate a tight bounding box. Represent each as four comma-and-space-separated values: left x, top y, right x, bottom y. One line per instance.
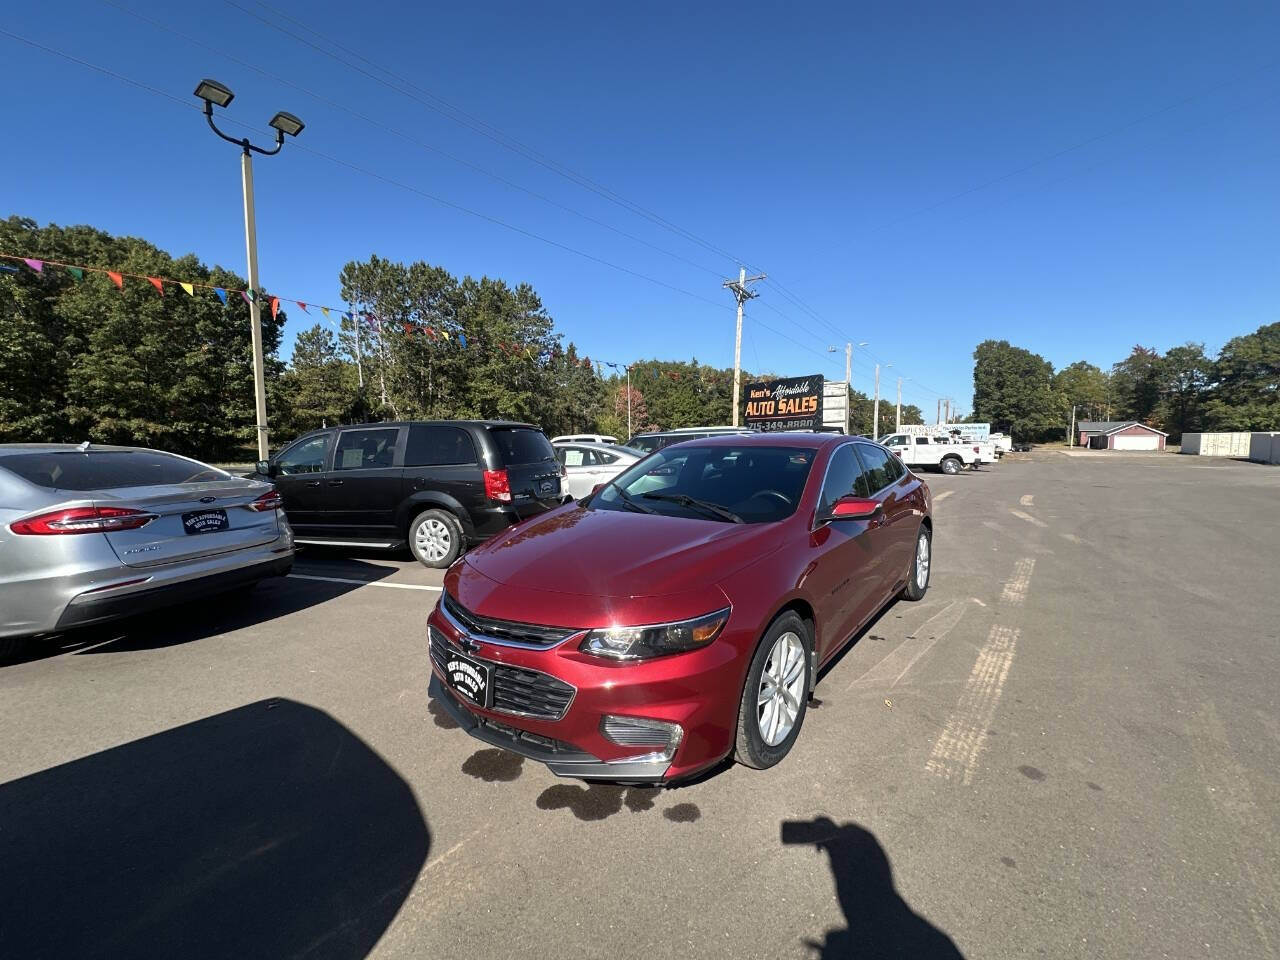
2, 452, 1278, 959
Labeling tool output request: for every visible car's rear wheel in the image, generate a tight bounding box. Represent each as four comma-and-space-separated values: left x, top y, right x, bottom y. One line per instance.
409, 509, 463, 568
734, 611, 812, 770
900, 525, 932, 601
941, 456, 962, 475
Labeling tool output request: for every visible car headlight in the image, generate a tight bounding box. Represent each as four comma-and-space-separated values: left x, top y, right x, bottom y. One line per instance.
580, 608, 730, 661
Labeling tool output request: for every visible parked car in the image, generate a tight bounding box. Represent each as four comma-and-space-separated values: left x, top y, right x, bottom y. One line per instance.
880, 433, 980, 475
258, 421, 567, 569
550, 434, 618, 445
428, 433, 932, 783
0, 443, 294, 655
553, 442, 644, 500
624, 426, 753, 454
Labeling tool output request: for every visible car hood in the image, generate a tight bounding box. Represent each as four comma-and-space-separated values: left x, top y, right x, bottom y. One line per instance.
463, 503, 783, 600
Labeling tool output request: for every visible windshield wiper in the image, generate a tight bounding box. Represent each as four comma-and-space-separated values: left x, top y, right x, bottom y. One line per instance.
608, 481, 656, 514
640, 492, 744, 523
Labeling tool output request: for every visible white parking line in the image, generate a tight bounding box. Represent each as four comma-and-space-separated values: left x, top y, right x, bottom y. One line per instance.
848, 599, 969, 690
288, 573, 442, 592
926, 625, 1020, 784
933, 490, 954, 503
1019, 494, 1034, 506
1000, 558, 1036, 605
1010, 508, 1048, 528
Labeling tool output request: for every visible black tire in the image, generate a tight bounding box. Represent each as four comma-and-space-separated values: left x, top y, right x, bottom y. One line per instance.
408, 509, 463, 569
940, 456, 962, 475
900, 524, 932, 601
734, 611, 812, 770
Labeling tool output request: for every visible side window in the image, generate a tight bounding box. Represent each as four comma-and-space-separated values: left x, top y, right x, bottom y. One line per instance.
818, 445, 868, 515
562, 447, 586, 468
276, 434, 330, 475
580, 449, 601, 467
596, 450, 618, 464
406, 426, 477, 467
916, 436, 930, 444
334, 428, 401, 471
855, 443, 894, 494
883, 450, 905, 481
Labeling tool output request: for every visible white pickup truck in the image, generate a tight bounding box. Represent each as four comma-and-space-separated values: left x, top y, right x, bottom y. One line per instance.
880, 433, 982, 474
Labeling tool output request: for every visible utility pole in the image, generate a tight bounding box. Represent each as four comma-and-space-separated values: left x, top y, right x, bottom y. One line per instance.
839, 343, 849, 435
723, 267, 766, 427
936, 399, 941, 425
895, 377, 903, 432
1069, 404, 1077, 447
872, 364, 882, 441
626, 364, 632, 439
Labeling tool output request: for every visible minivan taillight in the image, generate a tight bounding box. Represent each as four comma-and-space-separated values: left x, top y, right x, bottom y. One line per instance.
10, 506, 157, 535
247, 489, 283, 512
483, 469, 512, 503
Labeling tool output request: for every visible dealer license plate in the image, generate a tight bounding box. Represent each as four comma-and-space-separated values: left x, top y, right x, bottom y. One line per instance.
182, 509, 228, 535
444, 648, 491, 708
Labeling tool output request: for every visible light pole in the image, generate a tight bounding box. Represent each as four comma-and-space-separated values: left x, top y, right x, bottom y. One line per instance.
195, 79, 305, 461
723, 267, 766, 427
872, 363, 891, 441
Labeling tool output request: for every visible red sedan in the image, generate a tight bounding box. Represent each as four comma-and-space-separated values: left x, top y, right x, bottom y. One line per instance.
428, 432, 932, 783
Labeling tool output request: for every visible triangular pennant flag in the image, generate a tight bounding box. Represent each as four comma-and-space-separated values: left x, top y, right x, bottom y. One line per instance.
0, 264, 18, 274
296, 301, 308, 313
179, 282, 195, 296
147, 277, 164, 295
23, 258, 43, 273
270, 297, 280, 319
107, 271, 124, 289
67, 267, 84, 281
214, 287, 227, 304
320, 306, 330, 317
342, 312, 352, 322
441, 330, 451, 340
401, 321, 413, 334
245, 289, 257, 303
240, 291, 251, 305
458, 333, 467, 349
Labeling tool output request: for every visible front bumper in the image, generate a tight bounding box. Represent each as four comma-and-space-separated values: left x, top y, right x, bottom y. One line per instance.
426, 600, 743, 783
429, 674, 675, 781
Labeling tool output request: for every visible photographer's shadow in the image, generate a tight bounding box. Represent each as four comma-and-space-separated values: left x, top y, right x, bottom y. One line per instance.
782, 817, 965, 959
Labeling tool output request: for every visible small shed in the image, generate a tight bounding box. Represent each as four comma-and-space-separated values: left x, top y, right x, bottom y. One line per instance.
1077, 421, 1168, 451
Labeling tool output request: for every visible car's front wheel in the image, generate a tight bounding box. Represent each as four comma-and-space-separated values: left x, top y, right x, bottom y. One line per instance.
940, 456, 962, 475
900, 524, 932, 601
735, 611, 812, 770
409, 509, 463, 568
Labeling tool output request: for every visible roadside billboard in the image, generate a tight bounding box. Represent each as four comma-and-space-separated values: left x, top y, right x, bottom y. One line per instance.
744, 374, 824, 432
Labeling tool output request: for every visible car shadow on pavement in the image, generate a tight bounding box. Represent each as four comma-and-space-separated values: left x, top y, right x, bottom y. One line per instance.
782, 816, 965, 959
1, 561, 394, 665
0, 698, 429, 960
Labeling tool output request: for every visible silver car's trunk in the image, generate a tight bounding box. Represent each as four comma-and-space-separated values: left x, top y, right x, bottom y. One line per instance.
96, 481, 279, 568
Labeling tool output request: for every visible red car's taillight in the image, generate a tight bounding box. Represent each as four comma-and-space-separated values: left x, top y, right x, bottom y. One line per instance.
483, 469, 512, 503
247, 489, 283, 512
10, 506, 157, 535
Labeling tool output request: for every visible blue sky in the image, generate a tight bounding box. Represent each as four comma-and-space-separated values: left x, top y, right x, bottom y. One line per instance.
3, 1, 1277, 416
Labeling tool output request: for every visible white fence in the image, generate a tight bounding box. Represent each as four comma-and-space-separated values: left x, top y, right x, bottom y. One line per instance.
1181, 432, 1280, 463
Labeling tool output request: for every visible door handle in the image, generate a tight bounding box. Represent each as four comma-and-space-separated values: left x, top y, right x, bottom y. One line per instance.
305, 480, 321, 487
327, 479, 344, 486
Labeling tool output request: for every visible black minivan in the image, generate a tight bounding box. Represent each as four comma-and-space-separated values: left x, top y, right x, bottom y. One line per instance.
257, 421, 567, 568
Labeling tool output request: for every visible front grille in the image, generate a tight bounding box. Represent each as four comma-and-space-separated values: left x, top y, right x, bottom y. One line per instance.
442, 591, 577, 648
430, 625, 575, 722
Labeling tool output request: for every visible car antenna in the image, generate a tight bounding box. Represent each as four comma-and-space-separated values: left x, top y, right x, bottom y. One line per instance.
77, 440, 91, 452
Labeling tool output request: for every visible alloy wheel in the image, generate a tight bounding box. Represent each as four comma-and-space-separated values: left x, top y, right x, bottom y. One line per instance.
415, 518, 452, 563
757, 631, 806, 747
916, 533, 930, 590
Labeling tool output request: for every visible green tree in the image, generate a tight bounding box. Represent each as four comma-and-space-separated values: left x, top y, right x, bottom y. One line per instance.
275, 325, 360, 440
1155, 343, 1213, 441
972, 340, 1063, 440
0, 216, 283, 460
1053, 361, 1110, 422
1204, 322, 1280, 430
1110, 346, 1164, 424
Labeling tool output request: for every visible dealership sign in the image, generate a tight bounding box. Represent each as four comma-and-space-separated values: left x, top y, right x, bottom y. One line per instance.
743, 374, 824, 432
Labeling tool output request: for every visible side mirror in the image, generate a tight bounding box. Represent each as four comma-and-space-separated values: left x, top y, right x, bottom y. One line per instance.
255, 460, 274, 477
827, 496, 882, 521
591, 483, 606, 495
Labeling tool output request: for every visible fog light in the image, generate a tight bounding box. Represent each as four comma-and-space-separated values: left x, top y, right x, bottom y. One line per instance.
601, 715, 683, 760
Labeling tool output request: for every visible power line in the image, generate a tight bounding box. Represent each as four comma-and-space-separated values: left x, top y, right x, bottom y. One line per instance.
100, 0, 730, 282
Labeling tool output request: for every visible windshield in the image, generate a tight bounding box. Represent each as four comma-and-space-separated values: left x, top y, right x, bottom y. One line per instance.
625, 435, 663, 453
590, 444, 814, 524
491, 428, 556, 465
1, 451, 231, 490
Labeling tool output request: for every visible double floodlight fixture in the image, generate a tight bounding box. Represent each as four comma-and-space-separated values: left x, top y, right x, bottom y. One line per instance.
194, 78, 303, 155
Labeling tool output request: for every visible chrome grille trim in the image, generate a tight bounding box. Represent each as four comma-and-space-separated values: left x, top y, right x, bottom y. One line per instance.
440, 592, 581, 650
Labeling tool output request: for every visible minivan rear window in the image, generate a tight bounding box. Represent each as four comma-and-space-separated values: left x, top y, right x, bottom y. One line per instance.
0, 451, 229, 491
491, 428, 555, 465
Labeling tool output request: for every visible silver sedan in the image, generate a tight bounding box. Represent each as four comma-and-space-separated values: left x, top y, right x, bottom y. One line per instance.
552, 442, 644, 500
0, 443, 294, 655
